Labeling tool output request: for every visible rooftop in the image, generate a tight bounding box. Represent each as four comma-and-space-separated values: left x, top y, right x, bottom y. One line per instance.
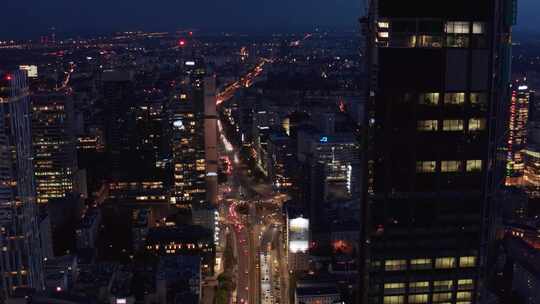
147, 225, 212, 244
296, 286, 340, 297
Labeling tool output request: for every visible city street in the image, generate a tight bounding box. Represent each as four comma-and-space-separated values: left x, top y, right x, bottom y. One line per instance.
218, 110, 288, 304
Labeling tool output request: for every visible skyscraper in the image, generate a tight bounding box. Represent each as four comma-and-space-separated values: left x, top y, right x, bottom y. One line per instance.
506, 81, 531, 186
0, 71, 43, 298
101, 70, 135, 175
204, 74, 218, 206
523, 123, 540, 198
31, 92, 77, 204
361, 1, 516, 303
168, 61, 217, 208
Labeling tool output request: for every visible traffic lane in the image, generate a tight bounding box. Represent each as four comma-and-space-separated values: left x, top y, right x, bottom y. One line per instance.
235, 227, 250, 304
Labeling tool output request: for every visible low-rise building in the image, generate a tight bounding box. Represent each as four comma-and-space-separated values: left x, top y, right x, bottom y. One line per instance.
132, 208, 151, 251
76, 208, 101, 251
295, 285, 340, 304
145, 225, 214, 275
44, 255, 78, 293
156, 255, 201, 304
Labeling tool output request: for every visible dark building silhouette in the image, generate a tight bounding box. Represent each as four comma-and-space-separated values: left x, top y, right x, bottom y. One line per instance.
361, 1, 516, 303
101, 70, 135, 176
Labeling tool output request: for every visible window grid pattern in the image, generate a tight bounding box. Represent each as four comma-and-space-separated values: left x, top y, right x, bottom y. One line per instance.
377, 20, 486, 48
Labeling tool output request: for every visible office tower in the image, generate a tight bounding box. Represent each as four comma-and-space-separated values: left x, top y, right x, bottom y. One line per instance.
298, 130, 360, 229
506, 82, 531, 186
267, 132, 294, 192
101, 70, 135, 175
0, 71, 44, 298
361, 1, 515, 303
168, 61, 217, 208
204, 75, 218, 206
523, 123, 540, 198
31, 92, 77, 204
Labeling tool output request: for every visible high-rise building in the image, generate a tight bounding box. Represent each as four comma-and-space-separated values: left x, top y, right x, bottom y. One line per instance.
523, 123, 540, 198
168, 61, 217, 208
361, 1, 516, 303
31, 92, 77, 204
298, 129, 360, 229
204, 74, 218, 206
506, 81, 531, 186
101, 70, 135, 175
0, 71, 44, 298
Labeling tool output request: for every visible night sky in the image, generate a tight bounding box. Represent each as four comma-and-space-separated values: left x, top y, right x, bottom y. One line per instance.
2, 0, 538, 38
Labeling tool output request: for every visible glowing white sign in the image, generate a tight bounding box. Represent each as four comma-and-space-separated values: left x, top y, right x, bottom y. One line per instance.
19, 65, 38, 78
289, 217, 309, 253
173, 120, 185, 130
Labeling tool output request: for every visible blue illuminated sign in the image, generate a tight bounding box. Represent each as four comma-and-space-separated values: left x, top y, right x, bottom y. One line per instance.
320, 136, 328, 143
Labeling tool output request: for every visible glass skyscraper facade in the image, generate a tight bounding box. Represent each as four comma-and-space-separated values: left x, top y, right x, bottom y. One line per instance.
168, 61, 217, 208
0, 71, 43, 299
361, 1, 516, 303
506, 83, 531, 186
31, 92, 77, 204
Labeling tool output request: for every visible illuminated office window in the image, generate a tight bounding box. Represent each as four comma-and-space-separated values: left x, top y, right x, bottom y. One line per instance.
445, 22, 470, 47
384, 283, 405, 289
472, 22, 485, 34
385, 259, 407, 271
383, 296, 404, 304
457, 292, 472, 301
418, 35, 442, 48
432, 293, 452, 303
444, 93, 465, 105
416, 161, 436, 173
470, 93, 487, 105
409, 281, 429, 293
435, 257, 456, 269
410, 258, 431, 269
419, 93, 439, 105
441, 161, 461, 172
433, 280, 453, 291
466, 160, 482, 172
459, 256, 476, 267
378, 21, 390, 28
417, 120, 438, 131
469, 118, 486, 131
458, 279, 474, 290
443, 120, 463, 131
471, 22, 487, 47
408, 294, 428, 304
384, 283, 406, 294
445, 22, 470, 34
